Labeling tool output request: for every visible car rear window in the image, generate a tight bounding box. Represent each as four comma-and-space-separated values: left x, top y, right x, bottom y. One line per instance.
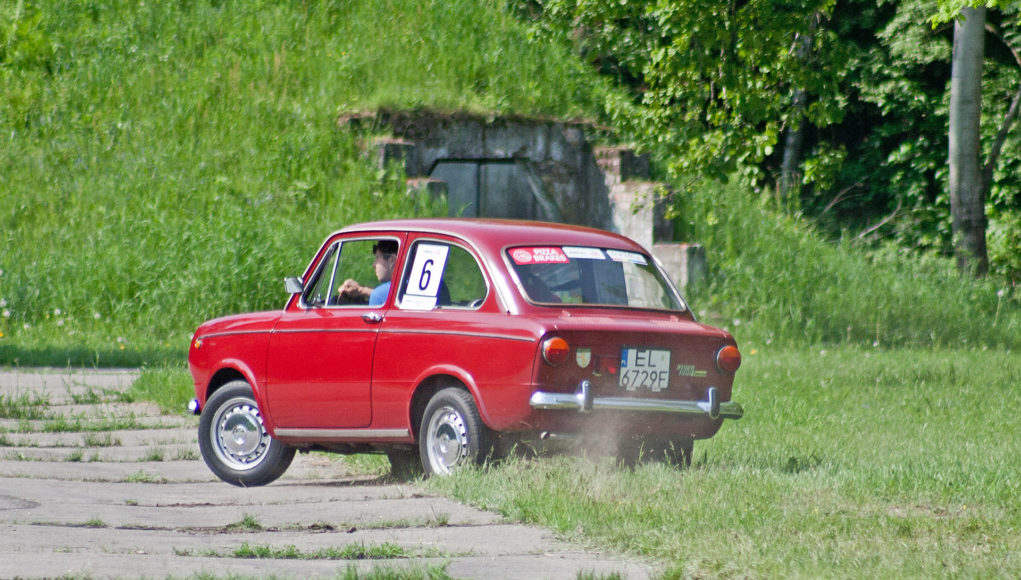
507, 246, 685, 311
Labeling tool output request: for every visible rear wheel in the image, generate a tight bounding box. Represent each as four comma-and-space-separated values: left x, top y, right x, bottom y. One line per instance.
198, 380, 295, 486
418, 388, 490, 477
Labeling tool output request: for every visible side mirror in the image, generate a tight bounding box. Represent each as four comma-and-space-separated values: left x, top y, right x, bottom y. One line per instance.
284, 277, 304, 294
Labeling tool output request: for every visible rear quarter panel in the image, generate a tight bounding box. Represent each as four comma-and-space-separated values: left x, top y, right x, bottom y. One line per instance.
371, 310, 543, 431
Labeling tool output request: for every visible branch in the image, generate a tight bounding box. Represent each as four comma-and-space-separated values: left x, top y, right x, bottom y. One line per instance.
855, 199, 902, 243
982, 22, 1021, 190
819, 178, 866, 216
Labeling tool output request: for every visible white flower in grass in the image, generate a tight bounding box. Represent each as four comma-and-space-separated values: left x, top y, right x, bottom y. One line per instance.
56, 319, 65, 327
54, 308, 62, 316
94, 312, 102, 320
0, 298, 6, 307
2, 309, 9, 318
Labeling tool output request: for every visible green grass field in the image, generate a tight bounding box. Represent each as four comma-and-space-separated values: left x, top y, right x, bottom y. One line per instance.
427, 347, 1021, 578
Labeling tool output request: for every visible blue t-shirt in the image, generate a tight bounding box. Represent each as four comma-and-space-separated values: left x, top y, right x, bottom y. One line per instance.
369, 281, 391, 307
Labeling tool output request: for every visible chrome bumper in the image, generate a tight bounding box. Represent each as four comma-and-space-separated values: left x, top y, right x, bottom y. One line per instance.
529, 381, 743, 420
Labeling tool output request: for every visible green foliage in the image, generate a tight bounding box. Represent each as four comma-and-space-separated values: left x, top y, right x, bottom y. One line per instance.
515, 0, 849, 182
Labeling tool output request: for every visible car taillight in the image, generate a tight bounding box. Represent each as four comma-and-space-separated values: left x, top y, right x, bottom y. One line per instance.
542, 337, 570, 366
716, 345, 742, 374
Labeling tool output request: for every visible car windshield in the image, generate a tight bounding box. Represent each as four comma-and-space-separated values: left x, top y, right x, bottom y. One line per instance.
507, 246, 685, 311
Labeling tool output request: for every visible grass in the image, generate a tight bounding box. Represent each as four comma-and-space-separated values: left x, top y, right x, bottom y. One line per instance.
0, 0, 611, 366
229, 541, 410, 560
0, 392, 49, 419
424, 346, 1021, 577
681, 181, 1021, 350
4, 0, 1021, 577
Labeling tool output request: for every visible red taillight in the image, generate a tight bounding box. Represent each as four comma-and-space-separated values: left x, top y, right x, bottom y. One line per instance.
542, 337, 570, 366
716, 345, 742, 374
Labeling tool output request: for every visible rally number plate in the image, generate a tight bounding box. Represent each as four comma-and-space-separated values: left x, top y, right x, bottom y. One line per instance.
619, 348, 671, 392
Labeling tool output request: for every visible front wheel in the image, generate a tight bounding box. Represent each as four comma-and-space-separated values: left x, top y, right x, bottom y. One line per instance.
198, 380, 295, 486
419, 388, 491, 477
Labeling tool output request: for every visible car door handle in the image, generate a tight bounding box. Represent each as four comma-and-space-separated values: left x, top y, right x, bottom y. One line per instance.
361, 312, 383, 324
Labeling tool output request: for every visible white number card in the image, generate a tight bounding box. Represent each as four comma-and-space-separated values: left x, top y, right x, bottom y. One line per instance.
402, 243, 450, 310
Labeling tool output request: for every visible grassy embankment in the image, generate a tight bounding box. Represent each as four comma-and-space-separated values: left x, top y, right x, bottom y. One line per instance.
0, 0, 606, 366
3, 1, 1020, 577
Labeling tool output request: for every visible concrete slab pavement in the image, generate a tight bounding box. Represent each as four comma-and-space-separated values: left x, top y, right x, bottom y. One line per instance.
0, 368, 656, 579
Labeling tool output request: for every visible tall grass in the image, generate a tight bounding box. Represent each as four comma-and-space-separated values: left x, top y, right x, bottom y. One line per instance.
0, 0, 610, 364
682, 182, 1021, 350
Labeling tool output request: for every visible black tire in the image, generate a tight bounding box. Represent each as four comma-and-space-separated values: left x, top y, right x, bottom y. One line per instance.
198, 380, 295, 487
387, 447, 424, 481
418, 387, 491, 477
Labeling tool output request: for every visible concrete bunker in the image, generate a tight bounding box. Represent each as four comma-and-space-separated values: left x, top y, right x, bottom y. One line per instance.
341, 110, 705, 289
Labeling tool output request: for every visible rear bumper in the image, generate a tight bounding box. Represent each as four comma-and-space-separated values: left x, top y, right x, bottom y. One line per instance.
529, 381, 743, 420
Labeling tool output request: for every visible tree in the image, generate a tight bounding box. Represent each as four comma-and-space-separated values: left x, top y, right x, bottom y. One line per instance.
513, 0, 846, 195
948, 6, 988, 275
937, 1, 1021, 276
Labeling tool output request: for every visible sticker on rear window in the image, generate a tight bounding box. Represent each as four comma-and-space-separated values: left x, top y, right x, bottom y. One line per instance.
402, 243, 450, 310
510, 247, 569, 265
606, 250, 648, 265
562, 246, 606, 260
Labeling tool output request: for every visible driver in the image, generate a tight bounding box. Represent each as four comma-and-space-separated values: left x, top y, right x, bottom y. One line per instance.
338, 240, 398, 306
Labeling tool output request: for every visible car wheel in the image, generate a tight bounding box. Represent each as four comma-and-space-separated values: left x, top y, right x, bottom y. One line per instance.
387, 447, 423, 480
198, 380, 295, 487
419, 388, 491, 477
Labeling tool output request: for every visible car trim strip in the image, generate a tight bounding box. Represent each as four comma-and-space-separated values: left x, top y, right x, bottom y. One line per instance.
274, 428, 410, 439
196, 330, 268, 340
379, 328, 534, 342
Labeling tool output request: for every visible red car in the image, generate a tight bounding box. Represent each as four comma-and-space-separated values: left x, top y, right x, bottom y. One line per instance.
188, 219, 743, 485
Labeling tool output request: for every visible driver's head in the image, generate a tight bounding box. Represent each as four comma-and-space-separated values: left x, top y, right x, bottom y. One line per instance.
372, 241, 398, 283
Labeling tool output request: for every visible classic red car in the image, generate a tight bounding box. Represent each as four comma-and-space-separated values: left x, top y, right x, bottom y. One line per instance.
189, 219, 742, 485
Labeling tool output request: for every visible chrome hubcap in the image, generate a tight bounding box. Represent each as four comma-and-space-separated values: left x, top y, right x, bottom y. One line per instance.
211, 397, 270, 471
426, 406, 467, 474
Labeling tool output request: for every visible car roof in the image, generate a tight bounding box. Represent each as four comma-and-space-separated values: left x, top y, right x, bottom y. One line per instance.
336, 218, 645, 255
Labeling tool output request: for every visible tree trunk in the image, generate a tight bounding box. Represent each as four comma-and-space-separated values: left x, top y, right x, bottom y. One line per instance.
948, 7, 989, 276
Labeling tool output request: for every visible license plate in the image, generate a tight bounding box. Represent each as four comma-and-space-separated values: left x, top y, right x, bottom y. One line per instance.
619, 348, 671, 392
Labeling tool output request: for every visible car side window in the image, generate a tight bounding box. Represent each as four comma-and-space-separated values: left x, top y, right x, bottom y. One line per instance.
303, 243, 339, 308
302, 238, 399, 308
398, 241, 487, 310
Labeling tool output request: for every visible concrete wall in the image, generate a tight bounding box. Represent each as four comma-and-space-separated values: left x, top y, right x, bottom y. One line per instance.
342, 110, 705, 288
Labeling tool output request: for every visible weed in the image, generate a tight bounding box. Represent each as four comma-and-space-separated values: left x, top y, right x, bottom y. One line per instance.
225, 514, 264, 532
122, 470, 167, 484
231, 541, 408, 560
0, 393, 49, 420
82, 433, 120, 447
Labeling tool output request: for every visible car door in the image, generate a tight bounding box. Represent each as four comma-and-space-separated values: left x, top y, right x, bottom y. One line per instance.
265, 234, 404, 430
